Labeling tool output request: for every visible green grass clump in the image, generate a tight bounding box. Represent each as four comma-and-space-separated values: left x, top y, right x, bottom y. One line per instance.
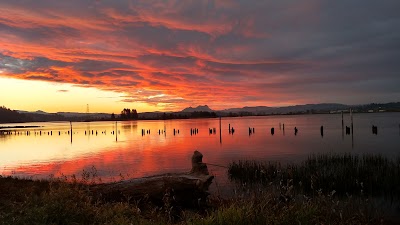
229, 154, 400, 199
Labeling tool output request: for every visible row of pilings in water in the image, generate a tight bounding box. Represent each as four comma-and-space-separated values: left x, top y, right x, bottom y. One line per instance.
0, 129, 122, 136
0, 124, 394, 137
1, 119, 398, 137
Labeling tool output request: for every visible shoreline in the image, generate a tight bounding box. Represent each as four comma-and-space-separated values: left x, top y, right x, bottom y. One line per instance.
0, 110, 399, 125
0, 125, 42, 130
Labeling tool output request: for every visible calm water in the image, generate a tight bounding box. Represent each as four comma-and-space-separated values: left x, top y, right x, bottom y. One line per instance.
1, 113, 399, 190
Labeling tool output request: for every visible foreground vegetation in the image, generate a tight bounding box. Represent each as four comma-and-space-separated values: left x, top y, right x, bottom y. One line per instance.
1, 153, 399, 225
229, 154, 400, 200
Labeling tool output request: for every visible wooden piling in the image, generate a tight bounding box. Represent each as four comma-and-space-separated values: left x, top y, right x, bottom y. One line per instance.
341, 111, 344, 128
70, 121, 73, 143
320, 126, 324, 137
372, 125, 378, 135
219, 117, 222, 143
350, 109, 353, 135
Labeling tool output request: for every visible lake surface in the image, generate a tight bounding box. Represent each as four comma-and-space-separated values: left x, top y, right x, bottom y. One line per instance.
1, 113, 399, 192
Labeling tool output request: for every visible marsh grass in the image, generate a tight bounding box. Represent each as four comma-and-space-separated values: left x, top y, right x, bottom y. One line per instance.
0, 176, 385, 225
1, 154, 398, 224
0, 176, 169, 225
229, 154, 400, 200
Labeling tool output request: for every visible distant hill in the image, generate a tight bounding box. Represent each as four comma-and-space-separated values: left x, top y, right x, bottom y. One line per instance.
15, 110, 111, 122
2, 102, 399, 123
181, 105, 214, 113
182, 103, 349, 115
181, 103, 400, 116
220, 106, 273, 114
57, 112, 111, 119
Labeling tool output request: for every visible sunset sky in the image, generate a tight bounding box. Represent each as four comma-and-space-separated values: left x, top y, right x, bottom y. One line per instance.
0, 0, 399, 113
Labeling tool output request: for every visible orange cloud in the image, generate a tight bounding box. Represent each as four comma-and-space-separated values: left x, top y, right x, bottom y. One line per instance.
1, 1, 399, 112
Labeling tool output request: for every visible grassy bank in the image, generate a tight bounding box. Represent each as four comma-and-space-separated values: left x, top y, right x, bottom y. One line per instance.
1, 153, 399, 224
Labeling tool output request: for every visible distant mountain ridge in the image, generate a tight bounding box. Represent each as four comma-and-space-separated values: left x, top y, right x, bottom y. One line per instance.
3, 102, 398, 123
181, 105, 213, 113
181, 103, 349, 114
180, 102, 400, 115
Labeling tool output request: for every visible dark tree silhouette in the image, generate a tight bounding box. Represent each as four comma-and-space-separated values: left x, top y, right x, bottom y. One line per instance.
120, 108, 138, 120
0, 106, 31, 123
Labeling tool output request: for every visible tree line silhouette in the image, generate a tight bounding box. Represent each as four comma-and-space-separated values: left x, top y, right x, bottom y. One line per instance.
0, 106, 31, 123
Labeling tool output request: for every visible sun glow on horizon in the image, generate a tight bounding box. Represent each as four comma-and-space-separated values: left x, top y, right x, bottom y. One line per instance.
0, 76, 159, 113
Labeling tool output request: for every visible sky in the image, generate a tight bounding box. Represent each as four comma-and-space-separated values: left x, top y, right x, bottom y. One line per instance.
0, 0, 399, 113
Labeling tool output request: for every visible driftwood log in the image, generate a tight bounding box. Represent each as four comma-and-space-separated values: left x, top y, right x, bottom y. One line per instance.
91, 151, 214, 206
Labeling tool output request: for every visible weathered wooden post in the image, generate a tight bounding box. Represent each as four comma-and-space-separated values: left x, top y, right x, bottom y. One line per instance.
341, 111, 344, 128
92, 150, 214, 206
350, 109, 354, 148
350, 109, 353, 135
345, 126, 350, 135
341, 111, 344, 140
219, 117, 222, 143
70, 121, 73, 143
320, 126, 324, 137
190, 150, 209, 175
372, 125, 378, 135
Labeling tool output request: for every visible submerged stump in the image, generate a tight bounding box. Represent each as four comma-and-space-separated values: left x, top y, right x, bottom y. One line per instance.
91, 150, 214, 207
